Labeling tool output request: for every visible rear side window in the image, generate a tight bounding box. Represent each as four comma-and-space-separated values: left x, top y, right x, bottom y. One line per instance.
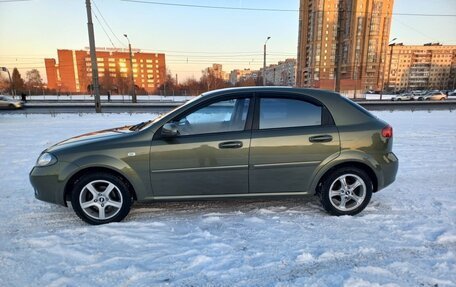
259, 98, 322, 129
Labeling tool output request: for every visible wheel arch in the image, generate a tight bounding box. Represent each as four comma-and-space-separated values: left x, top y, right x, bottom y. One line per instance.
64, 166, 138, 206
314, 161, 378, 195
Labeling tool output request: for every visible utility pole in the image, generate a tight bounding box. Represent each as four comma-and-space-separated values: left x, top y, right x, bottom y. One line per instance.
335, 0, 345, 93
124, 34, 137, 103
263, 36, 271, 86
85, 0, 101, 113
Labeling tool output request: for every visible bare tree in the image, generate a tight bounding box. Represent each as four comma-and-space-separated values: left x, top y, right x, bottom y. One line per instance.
0, 75, 9, 93
100, 73, 114, 94
25, 69, 43, 94
236, 78, 257, 87
200, 68, 229, 92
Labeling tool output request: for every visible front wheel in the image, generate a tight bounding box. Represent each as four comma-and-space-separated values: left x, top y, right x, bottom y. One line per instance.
71, 172, 132, 225
319, 167, 373, 216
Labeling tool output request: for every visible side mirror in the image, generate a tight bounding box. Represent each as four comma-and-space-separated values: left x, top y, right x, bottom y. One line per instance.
161, 123, 179, 138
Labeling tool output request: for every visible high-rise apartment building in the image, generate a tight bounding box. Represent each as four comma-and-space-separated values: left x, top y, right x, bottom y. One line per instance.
296, 0, 394, 94
384, 43, 456, 91
45, 48, 166, 94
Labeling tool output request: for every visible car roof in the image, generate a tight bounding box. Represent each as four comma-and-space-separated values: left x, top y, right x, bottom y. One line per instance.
198, 87, 376, 126
202, 86, 341, 102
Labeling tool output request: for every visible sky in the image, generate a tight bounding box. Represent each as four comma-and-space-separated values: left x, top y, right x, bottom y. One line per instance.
0, 0, 455, 83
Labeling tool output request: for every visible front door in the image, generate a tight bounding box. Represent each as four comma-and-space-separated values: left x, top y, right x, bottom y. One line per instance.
150, 95, 252, 197
249, 93, 340, 193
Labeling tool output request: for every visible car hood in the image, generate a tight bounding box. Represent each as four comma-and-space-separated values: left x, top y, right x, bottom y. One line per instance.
47, 125, 133, 152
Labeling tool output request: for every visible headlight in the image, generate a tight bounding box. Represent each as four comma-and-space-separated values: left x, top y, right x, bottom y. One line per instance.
36, 153, 57, 167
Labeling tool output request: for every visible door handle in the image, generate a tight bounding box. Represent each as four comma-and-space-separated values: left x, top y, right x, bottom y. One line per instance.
218, 141, 243, 149
309, 135, 333, 143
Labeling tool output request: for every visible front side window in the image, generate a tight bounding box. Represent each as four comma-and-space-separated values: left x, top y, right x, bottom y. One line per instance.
171, 98, 250, 136
259, 98, 322, 129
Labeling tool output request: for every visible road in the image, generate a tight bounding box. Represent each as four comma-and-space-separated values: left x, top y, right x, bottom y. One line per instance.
1, 100, 456, 114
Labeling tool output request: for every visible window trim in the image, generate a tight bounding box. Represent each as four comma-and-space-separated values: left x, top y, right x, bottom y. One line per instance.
253, 92, 334, 131
155, 93, 254, 139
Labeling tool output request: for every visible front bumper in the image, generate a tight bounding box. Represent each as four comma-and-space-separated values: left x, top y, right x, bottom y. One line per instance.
29, 161, 79, 206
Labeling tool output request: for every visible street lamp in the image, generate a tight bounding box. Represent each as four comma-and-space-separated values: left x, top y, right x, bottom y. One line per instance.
124, 34, 137, 103
379, 38, 397, 100
385, 38, 398, 95
263, 36, 271, 86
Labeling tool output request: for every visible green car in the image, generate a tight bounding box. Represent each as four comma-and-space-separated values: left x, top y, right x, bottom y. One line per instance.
30, 87, 398, 225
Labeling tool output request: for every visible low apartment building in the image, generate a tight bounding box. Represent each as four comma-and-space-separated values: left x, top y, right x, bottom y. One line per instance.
261, 59, 297, 86
384, 43, 456, 91
45, 48, 166, 93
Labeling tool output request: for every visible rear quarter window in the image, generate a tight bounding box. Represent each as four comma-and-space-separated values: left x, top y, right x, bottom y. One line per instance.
340, 97, 376, 119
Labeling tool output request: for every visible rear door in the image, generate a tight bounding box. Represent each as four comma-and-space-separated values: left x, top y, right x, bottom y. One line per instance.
249, 92, 340, 193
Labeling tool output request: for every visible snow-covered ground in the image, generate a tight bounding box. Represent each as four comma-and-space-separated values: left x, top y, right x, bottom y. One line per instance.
0, 111, 455, 287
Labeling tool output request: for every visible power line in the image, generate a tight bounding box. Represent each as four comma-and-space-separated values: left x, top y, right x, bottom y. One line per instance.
92, 0, 127, 47
120, 0, 456, 17
92, 9, 116, 48
140, 48, 296, 55
0, 50, 297, 58
394, 18, 441, 43
0, 0, 31, 3
120, 0, 298, 12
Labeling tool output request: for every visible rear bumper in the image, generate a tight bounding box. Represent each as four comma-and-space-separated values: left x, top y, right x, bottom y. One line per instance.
377, 152, 398, 191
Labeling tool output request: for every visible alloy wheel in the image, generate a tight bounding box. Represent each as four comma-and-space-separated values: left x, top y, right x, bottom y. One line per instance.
79, 180, 123, 220
328, 174, 366, 212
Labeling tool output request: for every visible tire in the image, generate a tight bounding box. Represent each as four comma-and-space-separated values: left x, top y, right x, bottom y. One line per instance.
418, 97, 424, 101
71, 172, 132, 225
8, 104, 15, 109
440, 98, 445, 101
319, 167, 373, 216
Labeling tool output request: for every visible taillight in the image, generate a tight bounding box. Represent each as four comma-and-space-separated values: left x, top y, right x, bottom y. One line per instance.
382, 125, 393, 138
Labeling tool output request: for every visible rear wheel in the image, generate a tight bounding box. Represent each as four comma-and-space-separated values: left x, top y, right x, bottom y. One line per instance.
71, 172, 132, 225
319, 167, 373, 216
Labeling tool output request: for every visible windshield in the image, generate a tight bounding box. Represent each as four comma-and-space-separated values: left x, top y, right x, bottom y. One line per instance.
0, 96, 13, 101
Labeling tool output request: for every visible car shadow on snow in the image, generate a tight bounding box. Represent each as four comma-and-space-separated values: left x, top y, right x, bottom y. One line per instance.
126, 196, 325, 222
